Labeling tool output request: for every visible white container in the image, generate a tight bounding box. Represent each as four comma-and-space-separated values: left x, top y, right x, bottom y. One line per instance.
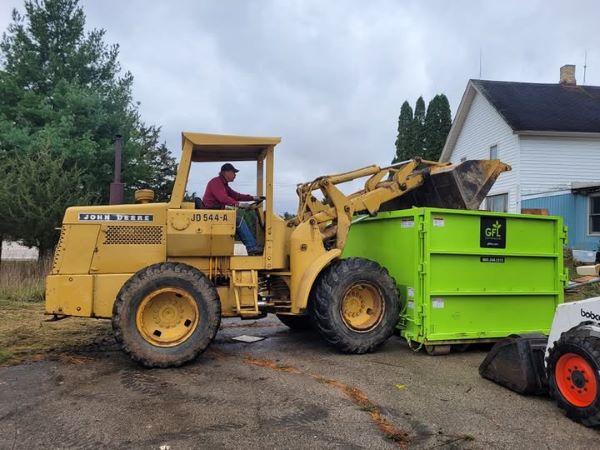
572, 249, 597, 264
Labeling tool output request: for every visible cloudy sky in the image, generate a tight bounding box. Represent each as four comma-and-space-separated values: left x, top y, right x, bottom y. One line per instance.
1, 0, 598, 213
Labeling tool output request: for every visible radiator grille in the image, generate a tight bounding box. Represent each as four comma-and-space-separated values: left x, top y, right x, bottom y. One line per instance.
51, 226, 66, 273
104, 226, 163, 245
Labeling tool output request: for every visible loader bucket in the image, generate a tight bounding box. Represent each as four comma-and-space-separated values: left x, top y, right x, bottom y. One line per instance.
381, 160, 511, 211
479, 334, 548, 395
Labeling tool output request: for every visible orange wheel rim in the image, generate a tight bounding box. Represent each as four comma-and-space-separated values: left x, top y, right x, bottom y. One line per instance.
555, 353, 597, 407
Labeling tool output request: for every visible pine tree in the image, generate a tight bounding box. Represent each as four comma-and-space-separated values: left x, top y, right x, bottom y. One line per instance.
0, 146, 93, 258
410, 96, 426, 157
394, 94, 452, 163
0, 0, 177, 255
393, 101, 414, 163
423, 94, 452, 161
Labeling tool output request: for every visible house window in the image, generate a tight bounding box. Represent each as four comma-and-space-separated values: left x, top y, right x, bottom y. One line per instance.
490, 145, 498, 160
590, 195, 600, 234
486, 193, 508, 212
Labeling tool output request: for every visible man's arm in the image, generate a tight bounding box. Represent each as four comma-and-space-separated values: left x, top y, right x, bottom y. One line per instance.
225, 185, 254, 202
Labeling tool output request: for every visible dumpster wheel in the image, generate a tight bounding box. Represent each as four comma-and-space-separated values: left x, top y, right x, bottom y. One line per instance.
112, 262, 221, 368
425, 345, 451, 356
312, 257, 399, 354
546, 326, 600, 427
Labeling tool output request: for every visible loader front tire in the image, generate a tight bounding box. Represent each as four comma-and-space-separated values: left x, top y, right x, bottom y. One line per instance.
312, 258, 399, 353
547, 325, 600, 427
112, 263, 221, 368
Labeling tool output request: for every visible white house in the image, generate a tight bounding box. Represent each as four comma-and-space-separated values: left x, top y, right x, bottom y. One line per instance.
440, 65, 600, 250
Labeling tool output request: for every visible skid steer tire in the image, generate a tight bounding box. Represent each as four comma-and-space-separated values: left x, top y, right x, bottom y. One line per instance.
112, 262, 221, 368
312, 257, 399, 354
276, 314, 313, 331
546, 326, 600, 427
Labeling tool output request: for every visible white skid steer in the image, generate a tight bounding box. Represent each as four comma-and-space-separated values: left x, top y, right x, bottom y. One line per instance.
480, 297, 600, 427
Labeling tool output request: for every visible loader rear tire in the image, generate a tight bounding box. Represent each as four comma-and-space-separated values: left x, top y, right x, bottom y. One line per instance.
546, 325, 600, 427
276, 314, 312, 330
112, 262, 221, 368
312, 258, 399, 353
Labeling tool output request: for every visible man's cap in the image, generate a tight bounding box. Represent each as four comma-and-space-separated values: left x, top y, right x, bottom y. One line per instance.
220, 163, 239, 173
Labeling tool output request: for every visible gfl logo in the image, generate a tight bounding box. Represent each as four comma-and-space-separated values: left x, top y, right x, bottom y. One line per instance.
485, 221, 503, 239
581, 309, 600, 322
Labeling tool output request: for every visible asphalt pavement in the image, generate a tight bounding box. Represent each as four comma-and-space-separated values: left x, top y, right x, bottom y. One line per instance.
1, 315, 599, 449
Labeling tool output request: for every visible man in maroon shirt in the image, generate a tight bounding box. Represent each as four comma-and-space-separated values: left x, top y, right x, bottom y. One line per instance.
202, 163, 263, 255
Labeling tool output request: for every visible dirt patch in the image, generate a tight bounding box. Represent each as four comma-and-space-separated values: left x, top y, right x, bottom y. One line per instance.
565, 281, 600, 302
244, 355, 302, 374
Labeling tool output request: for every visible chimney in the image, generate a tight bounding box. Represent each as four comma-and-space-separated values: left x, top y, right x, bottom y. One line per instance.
559, 64, 576, 85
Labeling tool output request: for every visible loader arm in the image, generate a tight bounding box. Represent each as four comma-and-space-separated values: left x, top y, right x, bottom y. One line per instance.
292, 158, 510, 250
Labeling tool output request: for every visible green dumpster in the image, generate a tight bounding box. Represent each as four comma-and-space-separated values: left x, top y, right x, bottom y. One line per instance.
343, 208, 568, 352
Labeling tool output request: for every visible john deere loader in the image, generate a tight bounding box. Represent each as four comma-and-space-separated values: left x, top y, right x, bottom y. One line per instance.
46, 132, 509, 367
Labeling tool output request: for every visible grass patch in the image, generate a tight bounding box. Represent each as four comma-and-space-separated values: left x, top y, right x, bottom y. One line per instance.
0, 259, 47, 304
0, 259, 112, 366
0, 295, 112, 366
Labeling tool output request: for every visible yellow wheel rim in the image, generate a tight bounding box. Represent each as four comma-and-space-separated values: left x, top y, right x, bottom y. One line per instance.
340, 283, 385, 332
135, 287, 199, 347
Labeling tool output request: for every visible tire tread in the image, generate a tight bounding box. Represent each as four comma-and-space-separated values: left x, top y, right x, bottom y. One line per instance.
112, 262, 221, 368
312, 257, 399, 354
547, 326, 600, 427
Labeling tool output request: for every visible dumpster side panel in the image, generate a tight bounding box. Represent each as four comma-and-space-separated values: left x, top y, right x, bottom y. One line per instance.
344, 208, 565, 346
422, 209, 563, 342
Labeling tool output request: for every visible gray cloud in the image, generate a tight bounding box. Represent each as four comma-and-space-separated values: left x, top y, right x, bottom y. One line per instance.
1, 0, 598, 213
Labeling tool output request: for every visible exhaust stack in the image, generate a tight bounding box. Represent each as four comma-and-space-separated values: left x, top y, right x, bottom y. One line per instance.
109, 134, 124, 204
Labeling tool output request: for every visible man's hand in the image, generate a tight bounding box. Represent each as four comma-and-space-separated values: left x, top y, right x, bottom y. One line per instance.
253, 196, 266, 202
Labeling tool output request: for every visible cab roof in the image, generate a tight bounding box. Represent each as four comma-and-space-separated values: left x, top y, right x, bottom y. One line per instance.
182, 132, 281, 162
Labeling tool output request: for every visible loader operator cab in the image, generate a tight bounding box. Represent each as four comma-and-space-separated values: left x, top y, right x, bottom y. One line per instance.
166, 132, 281, 260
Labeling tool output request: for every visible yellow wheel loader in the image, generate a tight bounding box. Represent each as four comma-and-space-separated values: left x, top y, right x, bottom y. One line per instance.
46, 132, 509, 367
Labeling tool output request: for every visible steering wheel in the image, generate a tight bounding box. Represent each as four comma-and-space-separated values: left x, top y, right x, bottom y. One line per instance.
239, 197, 265, 210
249, 198, 265, 210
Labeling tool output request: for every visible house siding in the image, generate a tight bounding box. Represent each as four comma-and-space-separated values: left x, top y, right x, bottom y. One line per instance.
522, 193, 600, 251
520, 136, 600, 196
449, 92, 520, 212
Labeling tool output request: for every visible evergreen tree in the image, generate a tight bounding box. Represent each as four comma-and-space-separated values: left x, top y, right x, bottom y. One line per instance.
423, 94, 452, 161
0, 145, 93, 258
410, 96, 426, 158
393, 101, 414, 163
0, 0, 176, 255
393, 94, 452, 163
